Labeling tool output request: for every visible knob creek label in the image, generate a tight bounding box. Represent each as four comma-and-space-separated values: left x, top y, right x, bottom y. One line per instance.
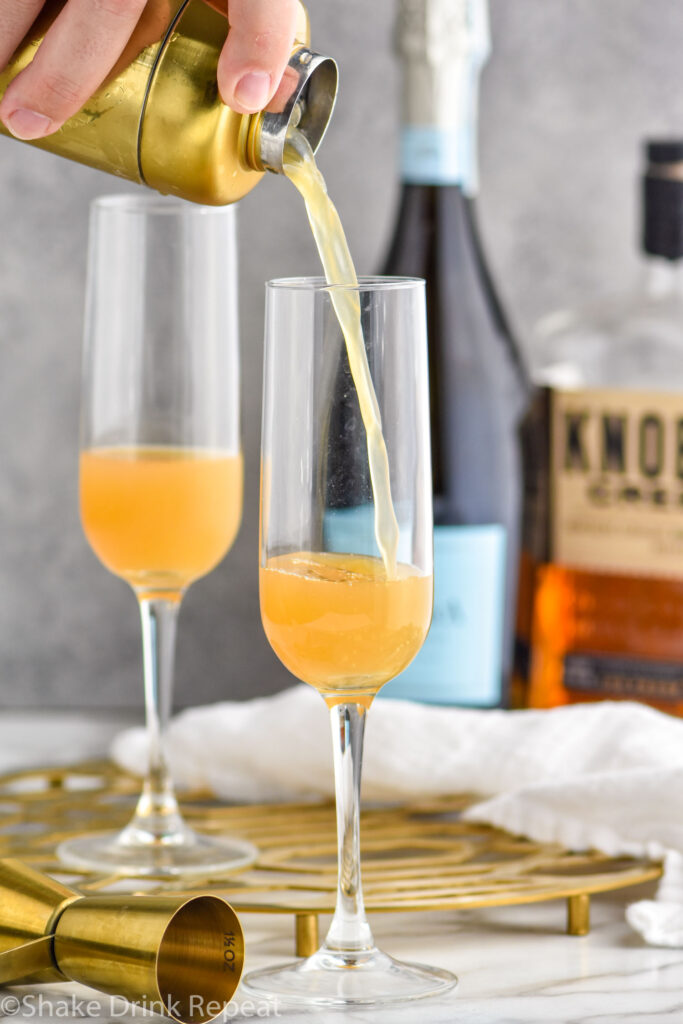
551, 388, 683, 576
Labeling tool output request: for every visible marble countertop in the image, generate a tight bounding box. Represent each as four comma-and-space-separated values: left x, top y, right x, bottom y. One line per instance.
0, 711, 679, 1023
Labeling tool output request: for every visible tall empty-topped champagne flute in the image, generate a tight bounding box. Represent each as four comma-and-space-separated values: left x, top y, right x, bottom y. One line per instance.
58, 194, 256, 876
245, 277, 456, 1004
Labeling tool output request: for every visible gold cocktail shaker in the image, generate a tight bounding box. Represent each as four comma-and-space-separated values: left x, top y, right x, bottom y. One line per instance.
0, 0, 338, 205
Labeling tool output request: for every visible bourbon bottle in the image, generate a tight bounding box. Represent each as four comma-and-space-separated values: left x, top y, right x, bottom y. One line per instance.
520, 140, 683, 714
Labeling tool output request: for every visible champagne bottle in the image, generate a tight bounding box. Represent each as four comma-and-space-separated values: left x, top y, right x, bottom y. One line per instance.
380, 0, 529, 706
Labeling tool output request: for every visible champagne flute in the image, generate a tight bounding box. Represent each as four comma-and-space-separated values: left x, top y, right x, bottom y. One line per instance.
58, 194, 256, 876
244, 277, 456, 1004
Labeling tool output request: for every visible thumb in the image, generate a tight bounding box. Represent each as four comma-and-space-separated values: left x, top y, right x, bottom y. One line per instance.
218, 0, 298, 114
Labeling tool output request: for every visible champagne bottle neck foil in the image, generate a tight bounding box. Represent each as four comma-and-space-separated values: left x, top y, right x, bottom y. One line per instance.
395, 0, 490, 193
396, 0, 489, 65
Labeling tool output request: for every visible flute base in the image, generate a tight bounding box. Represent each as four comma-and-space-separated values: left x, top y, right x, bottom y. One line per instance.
241, 945, 457, 1007
57, 824, 257, 877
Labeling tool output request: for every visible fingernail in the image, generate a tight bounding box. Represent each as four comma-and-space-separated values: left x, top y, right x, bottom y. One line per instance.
5, 108, 52, 140
234, 71, 271, 111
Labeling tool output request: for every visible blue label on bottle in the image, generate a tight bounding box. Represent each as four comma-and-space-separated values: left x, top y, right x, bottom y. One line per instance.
381, 524, 507, 706
401, 127, 465, 187
323, 504, 414, 565
323, 504, 377, 559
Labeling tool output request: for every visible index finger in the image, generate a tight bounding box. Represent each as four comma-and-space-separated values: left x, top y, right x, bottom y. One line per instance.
218, 0, 298, 115
0, 0, 148, 140
0, 0, 46, 72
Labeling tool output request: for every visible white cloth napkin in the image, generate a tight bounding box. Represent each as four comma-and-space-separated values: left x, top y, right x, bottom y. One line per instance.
111, 686, 683, 947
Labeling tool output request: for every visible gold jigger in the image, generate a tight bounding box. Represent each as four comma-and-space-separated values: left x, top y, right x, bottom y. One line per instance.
0, 860, 244, 1023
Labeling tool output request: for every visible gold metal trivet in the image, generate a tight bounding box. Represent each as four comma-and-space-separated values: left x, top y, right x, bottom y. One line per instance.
0, 761, 662, 956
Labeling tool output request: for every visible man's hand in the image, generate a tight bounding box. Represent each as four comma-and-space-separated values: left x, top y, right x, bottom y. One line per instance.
0, 0, 298, 141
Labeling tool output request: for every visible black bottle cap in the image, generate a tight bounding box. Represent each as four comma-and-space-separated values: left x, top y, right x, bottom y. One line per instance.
642, 139, 683, 260
647, 140, 683, 165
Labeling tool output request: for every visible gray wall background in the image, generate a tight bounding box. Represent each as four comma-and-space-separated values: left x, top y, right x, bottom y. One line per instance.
0, 0, 681, 709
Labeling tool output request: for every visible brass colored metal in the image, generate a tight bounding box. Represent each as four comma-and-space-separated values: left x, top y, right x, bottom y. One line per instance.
0, 860, 244, 1022
567, 893, 591, 936
0, 0, 336, 205
0, 937, 55, 987
138, 0, 262, 204
295, 913, 319, 957
52, 892, 244, 1022
0, 762, 663, 951
0, 857, 79, 952
138, 0, 323, 203
0, 0, 178, 182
